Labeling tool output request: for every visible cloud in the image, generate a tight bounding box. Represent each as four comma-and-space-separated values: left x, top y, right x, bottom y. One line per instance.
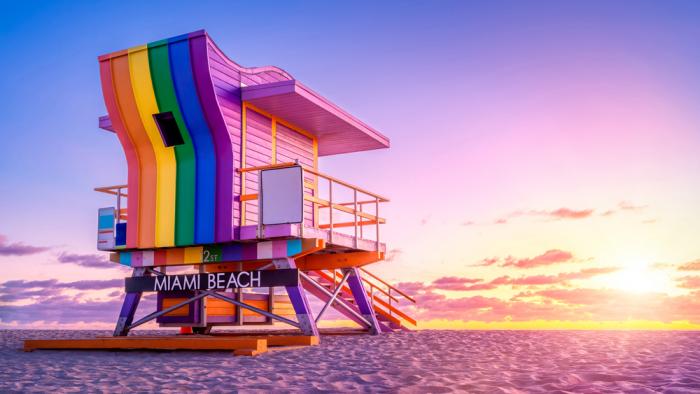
676, 276, 700, 289
0, 279, 123, 302
678, 260, 700, 271
502, 249, 574, 268
618, 201, 648, 212
0, 294, 156, 326
470, 257, 500, 267
496, 267, 618, 287
423, 267, 618, 294
57, 252, 113, 269
472, 249, 576, 269
430, 276, 486, 291
601, 201, 648, 217
544, 208, 594, 219
495, 201, 647, 224
407, 285, 700, 323
0, 235, 50, 256
499, 207, 595, 223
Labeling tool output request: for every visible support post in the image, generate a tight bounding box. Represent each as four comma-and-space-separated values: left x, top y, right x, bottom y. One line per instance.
344, 267, 382, 335
113, 267, 149, 336
267, 286, 274, 324
235, 262, 243, 325
273, 257, 319, 337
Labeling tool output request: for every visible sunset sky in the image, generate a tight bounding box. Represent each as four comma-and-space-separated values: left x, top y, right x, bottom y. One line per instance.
1, 1, 699, 329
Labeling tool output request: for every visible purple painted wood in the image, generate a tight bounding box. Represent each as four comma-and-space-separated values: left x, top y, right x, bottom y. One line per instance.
190, 33, 234, 243
276, 123, 315, 226
156, 290, 202, 324
273, 257, 318, 336
236, 223, 296, 240
207, 40, 243, 227
113, 268, 150, 336
242, 81, 389, 156
98, 115, 114, 132
345, 267, 382, 334
272, 240, 287, 256
301, 278, 370, 327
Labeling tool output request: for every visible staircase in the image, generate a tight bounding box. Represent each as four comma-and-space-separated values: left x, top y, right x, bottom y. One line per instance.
301, 268, 416, 332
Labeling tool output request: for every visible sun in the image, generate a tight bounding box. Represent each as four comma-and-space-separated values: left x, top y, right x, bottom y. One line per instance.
602, 258, 672, 294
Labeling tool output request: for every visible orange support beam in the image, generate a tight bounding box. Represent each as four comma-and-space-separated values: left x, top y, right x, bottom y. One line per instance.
296, 251, 383, 271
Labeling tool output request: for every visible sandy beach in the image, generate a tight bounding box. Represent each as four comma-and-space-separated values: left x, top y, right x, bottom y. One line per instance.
1, 330, 699, 392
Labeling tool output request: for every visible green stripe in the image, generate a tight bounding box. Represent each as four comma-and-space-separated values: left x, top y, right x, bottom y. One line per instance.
148, 40, 195, 246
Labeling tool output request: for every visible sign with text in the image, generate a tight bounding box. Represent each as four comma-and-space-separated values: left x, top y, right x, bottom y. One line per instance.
124, 269, 298, 292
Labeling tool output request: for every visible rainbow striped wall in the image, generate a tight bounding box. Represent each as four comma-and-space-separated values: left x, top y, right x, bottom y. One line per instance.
114, 239, 303, 267
99, 32, 233, 249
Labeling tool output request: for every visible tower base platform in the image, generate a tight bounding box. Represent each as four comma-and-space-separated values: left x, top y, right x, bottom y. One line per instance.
22, 333, 318, 357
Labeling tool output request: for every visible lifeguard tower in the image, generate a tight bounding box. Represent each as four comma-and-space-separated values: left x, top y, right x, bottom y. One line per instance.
93, 30, 415, 339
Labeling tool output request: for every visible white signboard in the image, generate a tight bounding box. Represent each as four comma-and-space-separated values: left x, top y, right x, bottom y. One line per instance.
260, 166, 304, 225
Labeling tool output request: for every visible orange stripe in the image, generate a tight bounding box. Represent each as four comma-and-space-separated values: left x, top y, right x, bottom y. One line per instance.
100, 60, 140, 248
112, 56, 157, 248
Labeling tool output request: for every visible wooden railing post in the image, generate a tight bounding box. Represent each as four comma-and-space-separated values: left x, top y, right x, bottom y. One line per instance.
388, 288, 392, 317
116, 187, 122, 224
353, 189, 358, 248
329, 180, 333, 244
375, 197, 380, 251
360, 204, 364, 239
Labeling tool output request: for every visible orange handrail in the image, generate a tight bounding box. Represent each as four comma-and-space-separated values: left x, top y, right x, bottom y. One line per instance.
238, 163, 388, 248
360, 268, 416, 303
237, 163, 390, 202
94, 184, 129, 197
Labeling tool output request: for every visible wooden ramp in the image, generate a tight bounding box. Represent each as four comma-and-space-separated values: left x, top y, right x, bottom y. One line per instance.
23, 334, 318, 357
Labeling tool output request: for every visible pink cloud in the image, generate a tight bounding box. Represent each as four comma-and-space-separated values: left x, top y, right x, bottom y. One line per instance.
501, 249, 574, 268
0, 279, 122, 303
677, 276, 700, 289
678, 260, 700, 271
544, 208, 594, 219
498, 267, 618, 286
0, 235, 50, 256
472, 249, 576, 269
601, 201, 648, 217
470, 257, 500, 267
58, 252, 112, 269
431, 276, 483, 291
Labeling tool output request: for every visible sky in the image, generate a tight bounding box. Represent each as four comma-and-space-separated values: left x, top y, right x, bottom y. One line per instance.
1, 0, 700, 329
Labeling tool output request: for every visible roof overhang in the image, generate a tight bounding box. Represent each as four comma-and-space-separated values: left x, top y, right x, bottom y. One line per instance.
241, 80, 389, 156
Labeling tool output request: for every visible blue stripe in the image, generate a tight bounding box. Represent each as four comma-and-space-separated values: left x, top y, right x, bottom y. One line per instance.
168, 36, 216, 244
287, 239, 302, 255
119, 252, 132, 267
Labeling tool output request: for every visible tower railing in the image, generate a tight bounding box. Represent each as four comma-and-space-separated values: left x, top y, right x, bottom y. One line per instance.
94, 184, 128, 223
237, 162, 389, 248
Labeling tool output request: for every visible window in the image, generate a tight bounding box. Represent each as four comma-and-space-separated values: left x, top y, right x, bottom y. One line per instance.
153, 112, 184, 147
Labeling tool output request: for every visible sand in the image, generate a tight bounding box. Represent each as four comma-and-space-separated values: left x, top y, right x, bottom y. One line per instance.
1, 329, 699, 393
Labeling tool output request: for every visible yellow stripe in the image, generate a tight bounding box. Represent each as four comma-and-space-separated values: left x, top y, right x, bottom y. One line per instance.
128, 45, 176, 247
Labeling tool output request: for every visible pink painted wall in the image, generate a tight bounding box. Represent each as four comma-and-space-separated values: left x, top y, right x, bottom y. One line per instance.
243, 109, 273, 224
206, 36, 311, 228
276, 123, 315, 227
